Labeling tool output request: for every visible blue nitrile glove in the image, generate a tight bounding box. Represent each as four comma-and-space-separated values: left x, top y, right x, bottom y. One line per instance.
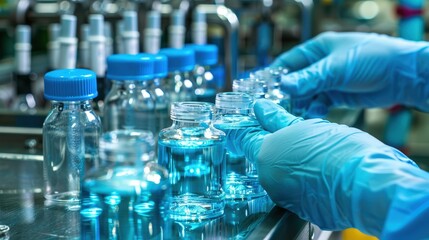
226, 99, 429, 239
270, 31, 429, 117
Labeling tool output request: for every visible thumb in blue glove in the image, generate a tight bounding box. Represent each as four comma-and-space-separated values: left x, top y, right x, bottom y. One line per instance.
229, 99, 429, 239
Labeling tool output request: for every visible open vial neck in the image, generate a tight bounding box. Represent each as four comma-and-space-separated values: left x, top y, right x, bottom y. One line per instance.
170, 101, 213, 123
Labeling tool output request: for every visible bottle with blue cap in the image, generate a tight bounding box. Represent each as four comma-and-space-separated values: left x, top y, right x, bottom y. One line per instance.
158, 48, 196, 103
186, 44, 218, 103
42, 68, 101, 207
104, 54, 156, 134
148, 54, 172, 136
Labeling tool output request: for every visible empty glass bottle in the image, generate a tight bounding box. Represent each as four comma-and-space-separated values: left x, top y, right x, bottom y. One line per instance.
232, 77, 267, 101
104, 54, 156, 134
213, 92, 266, 200
149, 54, 171, 137
43, 69, 101, 208
251, 67, 291, 112
185, 44, 218, 103
158, 48, 196, 103
158, 102, 226, 221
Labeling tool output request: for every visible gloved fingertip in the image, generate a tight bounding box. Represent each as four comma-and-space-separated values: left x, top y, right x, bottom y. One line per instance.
254, 99, 302, 132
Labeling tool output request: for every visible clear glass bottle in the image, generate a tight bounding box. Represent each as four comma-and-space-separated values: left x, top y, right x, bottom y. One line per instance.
80, 129, 171, 239
104, 54, 156, 134
186, 44, 218, 103
251, 67, 291, 112
148, 54, 171, 137
213, 92, 266, 200
42, 69, 101, 207
158, 102, 226, 221
158, 48, 196, 103
232, 77, 267, 101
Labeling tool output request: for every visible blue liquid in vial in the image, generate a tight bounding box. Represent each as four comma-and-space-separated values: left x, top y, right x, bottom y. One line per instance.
214, 115, 266, 200
80, 167, 170, 239
158, 139, 225, 221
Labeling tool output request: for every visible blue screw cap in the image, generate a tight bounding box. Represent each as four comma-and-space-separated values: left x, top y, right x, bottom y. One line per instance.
152, 54, 168, 78
44, 69, 98, 101
107, 54, 154, 81
158, 48, 195, 73
185, 44, 218, 66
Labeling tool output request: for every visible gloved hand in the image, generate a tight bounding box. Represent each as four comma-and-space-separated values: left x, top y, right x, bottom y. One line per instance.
225, 99, 429, 239
270, 31, 429, 117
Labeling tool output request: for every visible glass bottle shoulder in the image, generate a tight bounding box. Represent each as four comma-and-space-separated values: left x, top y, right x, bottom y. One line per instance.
43, 102, 101, 129
104, 81, 156, 109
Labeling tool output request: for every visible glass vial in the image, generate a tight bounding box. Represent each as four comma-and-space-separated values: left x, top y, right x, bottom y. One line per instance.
251, 67, 291, 112
104, 54, 156, 134
186, 44, 218, 103
81, 130, 171, 239
213, 92, 266, 200
232, 78, 267, 101
149, 54, 172, 137
158, 102, 226, 221
43, 69, 101, 207
158, 48, 196, 103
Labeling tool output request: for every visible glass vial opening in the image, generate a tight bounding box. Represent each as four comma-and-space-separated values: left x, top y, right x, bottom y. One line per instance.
215, 92, 253, 110
170, 101, 213, 122
232, 78, 267, 100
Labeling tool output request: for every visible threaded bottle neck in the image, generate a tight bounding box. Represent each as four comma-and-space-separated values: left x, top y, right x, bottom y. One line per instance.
232, 78, 267, 100
215, 92, 253, 116
170, 101, 213, 122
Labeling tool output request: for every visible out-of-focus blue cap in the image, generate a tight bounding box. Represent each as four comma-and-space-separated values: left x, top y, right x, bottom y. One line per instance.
158, 48, 195, 73
185, 44, 218, 66
60, 14, 76, 38
107, 54, 154, 81
147, 11, 160, 29
44, 69, 97, 101
16, 25, 31, 44
89, 14, 104, 36
152, 54, 168, 78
